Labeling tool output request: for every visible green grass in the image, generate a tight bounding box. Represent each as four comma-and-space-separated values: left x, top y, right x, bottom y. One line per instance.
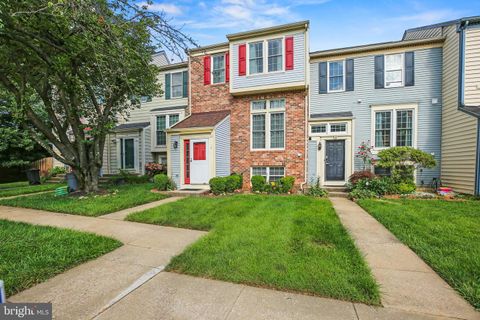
358, 199, 480, 309
0, 181, 29, 189
0, 219, 121, 297
127, 195, 380, 304
0, 183, 167, 216
0, 183, 64, 198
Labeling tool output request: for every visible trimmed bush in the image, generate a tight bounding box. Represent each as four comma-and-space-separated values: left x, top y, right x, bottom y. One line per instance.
251, 175, 266, 192
154, 174, 175, 191
209, 177, 226, 195
224, 176, 237, 193
230, 173, 243, 190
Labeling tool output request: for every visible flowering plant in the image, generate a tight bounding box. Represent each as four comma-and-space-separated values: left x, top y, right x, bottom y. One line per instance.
355, 141, 374, 170
145, 162, 164, 176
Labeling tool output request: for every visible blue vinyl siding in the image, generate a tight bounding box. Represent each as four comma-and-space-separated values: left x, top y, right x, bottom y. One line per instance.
231, 32, 306, 90
215, 117, 231, 177
310, 47, 443, 185
170, 135, 181, 187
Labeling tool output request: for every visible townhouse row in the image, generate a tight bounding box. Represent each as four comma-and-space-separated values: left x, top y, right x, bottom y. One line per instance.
102, 17, 480, 195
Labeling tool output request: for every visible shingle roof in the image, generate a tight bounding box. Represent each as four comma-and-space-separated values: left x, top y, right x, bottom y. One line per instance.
310, 111, 353, 119
171, 111, 230, 129
114, 122, 150, 131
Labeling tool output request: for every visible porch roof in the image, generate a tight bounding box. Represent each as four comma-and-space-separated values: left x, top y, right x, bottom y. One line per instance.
171, 110, 230, 129
114, 122, 150, 131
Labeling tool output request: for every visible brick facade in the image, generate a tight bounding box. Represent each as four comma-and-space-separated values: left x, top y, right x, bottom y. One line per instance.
190, 54, 307, 189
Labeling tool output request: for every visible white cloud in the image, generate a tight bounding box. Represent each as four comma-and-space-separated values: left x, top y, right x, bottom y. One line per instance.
137, 2, 183, 15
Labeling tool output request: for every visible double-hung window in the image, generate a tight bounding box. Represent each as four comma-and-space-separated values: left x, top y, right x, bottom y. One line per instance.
251, 99, 285, 150
268, 39, 283, 72
212, 54, 225, 84
374, 108, 414, 148
252, 166, 285, 182
249, 42, 263, 74
328, 61, 344, 92
156, 114, 180, 146
385, 53, 403, 88
171, 72, 183, 98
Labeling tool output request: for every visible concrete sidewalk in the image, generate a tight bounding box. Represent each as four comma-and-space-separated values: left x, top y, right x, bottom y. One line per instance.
330, 197, 479, 320
100, 196, 184, 220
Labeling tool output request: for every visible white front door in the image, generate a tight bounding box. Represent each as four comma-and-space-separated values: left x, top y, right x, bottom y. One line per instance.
189, 139, 209, 184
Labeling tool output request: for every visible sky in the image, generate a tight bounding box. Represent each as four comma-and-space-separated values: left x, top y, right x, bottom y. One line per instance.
139, 0, 479, 58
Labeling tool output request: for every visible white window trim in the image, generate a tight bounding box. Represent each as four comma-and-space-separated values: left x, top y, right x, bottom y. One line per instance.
211, 54, 226, 84
310, 121, 349, 136
117, 137, 139, 172
170, 71, 184, 99
151, 110, 184, 149
370, 104, 418, 151
246, 36, 286, 76
250, 166, 285, 183
250, 99, 286, 151
384, 53, 405, 88
327, 60, 346, 93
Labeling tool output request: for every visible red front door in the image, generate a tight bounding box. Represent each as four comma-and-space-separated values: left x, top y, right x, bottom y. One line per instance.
184, 140, 190, 184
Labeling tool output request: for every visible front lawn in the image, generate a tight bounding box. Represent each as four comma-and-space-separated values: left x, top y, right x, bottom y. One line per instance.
0, 183, 167, 216
358, 199, 480, 309
0, 219, 121, 297
0, 183, 64, 198
127, 195, 380, 304
0, 181, 29, 189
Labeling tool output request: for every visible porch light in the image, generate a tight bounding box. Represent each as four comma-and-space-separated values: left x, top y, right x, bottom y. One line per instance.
173, 141, 178, 149
318, 142, 322, 151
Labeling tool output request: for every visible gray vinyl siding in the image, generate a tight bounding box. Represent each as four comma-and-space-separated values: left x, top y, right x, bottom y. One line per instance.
310, 47, 443, 185
215, 117, 231, 177
307, 140, 318, 184
231, 32, 305, 90
144, 127, 154, 165
170, 135, 181, 187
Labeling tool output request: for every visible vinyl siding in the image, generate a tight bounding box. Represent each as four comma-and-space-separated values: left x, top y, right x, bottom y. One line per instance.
310, 47, 443, 186
231, 32, 306, 90
215, 116, 231, 177
441, 25, 477, 194
464, 27, 480, 106
307, 140, 318, 184
170, 135, 181, 187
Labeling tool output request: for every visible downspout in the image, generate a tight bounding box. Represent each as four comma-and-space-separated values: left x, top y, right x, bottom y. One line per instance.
301, 25, 310, 192
142, 128, 146, 175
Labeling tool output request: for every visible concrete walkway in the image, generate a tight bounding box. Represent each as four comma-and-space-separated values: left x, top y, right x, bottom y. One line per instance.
100, 196, 184, 220
330, 197, 479, 320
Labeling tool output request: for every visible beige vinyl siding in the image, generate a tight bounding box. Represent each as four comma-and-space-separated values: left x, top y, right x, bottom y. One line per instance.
464, 27, 480, 106
440, 25, 477, 194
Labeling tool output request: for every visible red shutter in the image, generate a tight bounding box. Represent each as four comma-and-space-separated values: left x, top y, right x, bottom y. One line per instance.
203, 56, 211, 85
285, 36, 294, 70
238, 44, 246, 76
225, 51, 230, 82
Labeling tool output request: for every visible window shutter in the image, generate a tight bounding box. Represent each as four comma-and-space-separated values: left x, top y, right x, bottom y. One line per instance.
345, 59, 354, 91
225, 51, 230, 82
374, 55, 384, 89
165, 73, 171, 100
318, 62, 327, 94
285, 36, 294, 70
405, 51, 415, 87
238, 44, 246, 76
203, 56, 211, 85
182, 70, 188, 98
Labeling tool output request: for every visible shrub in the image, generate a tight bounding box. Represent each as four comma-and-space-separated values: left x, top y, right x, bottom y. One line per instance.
397, 182, 416, 194
348, 176, 398, 199
278, 176, 295, 193
306, 178, 328, 197
49, 166, 67, 176
154, 174, 175, 191
251, 175, 266, 192
348, 170, 376, 186
376, 147, 436, 185
349, 188, 377, 200
224, 176, 237, 193
230, 173, 243, 190
209, 177, 226, 195
145, 162, 164, 177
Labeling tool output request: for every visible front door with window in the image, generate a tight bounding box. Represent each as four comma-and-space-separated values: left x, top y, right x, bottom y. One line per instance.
189, 139, 209, 184
121, 138, 135, 170
325, 140, 345, 181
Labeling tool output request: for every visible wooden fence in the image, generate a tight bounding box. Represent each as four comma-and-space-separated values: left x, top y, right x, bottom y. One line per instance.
32, 157, 53, 176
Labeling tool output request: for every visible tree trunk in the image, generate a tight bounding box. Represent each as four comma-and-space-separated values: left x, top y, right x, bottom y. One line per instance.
73, 165, 100, 193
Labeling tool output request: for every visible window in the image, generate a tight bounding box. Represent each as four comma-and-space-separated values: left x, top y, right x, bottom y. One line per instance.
374, 108, 414, 148
156, 113, 180, 146
171, 72, 183, 98
212, 54, 225, 84
310, 122, 348, 135
251, 99, 285, 150
328, 61, 344, 92
252, 167, 285, 183
249, 42, 263, 74
311, 124, 327, 134
385, 53, 403, 88
268, 39, 283, 72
